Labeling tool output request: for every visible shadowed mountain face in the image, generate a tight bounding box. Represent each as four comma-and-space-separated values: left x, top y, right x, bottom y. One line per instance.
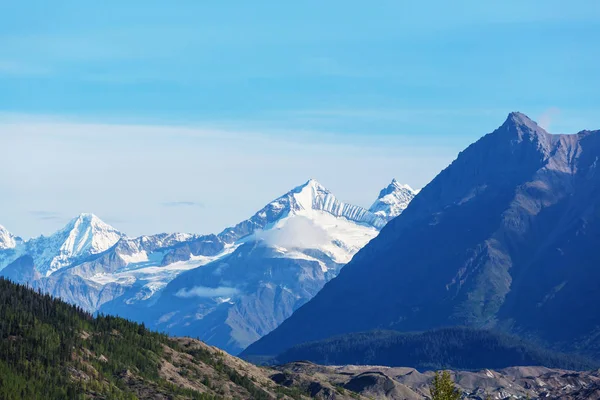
244, 112, 600, 358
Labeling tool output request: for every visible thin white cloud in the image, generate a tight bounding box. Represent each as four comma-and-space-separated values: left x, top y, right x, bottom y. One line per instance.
538, 107, 561, 131
162, 201, 204, 208
175, 286, 239, 298
29, 211, 62, 221
255, 216, 330, 249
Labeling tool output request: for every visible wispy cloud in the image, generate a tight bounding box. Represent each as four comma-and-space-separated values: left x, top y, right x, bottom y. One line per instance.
255, 216, 330, 249
162, 201, 204, 208
29, 211, 62, 221
538, 107, 561, 131
175, 286, 239, 298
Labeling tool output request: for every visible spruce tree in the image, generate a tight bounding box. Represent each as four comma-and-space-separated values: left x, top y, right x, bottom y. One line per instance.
430, 370, 462, 400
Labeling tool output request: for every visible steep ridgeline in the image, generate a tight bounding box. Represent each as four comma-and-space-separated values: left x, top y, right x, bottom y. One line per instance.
0, 213, 224, 312
102, 179, 395, 355
27, 213, 125, 276
0, 179, 413, 355
0, 213, 125, 276
243, 112, 600, 360
369, 179, 417, 221
219, 178, 387, 243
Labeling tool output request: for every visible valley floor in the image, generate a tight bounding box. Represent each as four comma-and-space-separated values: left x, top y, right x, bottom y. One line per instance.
272, 361, 600, 400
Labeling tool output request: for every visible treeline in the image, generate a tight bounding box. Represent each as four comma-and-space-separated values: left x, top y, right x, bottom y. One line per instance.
0, 278, 222, 399
275, 327, 598, 371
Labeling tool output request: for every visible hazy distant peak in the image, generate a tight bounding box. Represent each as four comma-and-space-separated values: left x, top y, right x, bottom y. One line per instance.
29, 213, 124, 276
0, 225, 19, 250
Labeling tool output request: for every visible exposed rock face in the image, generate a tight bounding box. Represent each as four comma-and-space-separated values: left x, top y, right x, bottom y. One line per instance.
1, 255, 40, 284
244, 112, 600, 359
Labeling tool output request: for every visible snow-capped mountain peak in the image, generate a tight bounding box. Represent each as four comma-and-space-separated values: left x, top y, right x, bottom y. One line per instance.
369, 179, 417, 221
0, 225, 19, 250
59, 213, 123, 256
289, 179, 386, 228
29, 213, 125, 276
289, 178, 332, 212
218, 179, 386, 243
390, 178, 415, 192
0, 178, 417, 355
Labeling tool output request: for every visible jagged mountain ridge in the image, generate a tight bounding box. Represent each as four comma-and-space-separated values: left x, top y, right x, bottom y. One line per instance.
100, 179, 395, 354
243, 112, 600, 360
0, 214, 127, 276
369, 179, 417, 221
0, 178, 413, 354
218, 178, 387, 244
28, 213, 126, 277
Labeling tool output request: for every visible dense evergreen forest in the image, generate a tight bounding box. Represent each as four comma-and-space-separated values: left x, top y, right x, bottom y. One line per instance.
275, 327, 599, 371
0, 278, 306, 400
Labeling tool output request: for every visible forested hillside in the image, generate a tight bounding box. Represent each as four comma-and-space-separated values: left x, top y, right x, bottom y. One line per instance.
273, 328, 598, 371
0, 278, 318, 400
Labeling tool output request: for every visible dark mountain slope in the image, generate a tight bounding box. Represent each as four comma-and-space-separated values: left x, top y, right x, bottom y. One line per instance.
243, 112, 600, 358
273, 328, 598, 371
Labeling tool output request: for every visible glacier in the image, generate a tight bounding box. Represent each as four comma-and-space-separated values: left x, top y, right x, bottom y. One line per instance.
0, 178, 416, 354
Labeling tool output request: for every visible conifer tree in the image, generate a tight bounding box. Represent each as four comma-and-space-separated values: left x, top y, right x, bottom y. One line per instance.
430, 370, 462, 400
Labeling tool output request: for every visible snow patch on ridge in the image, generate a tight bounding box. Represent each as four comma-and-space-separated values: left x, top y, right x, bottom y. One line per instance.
369, 179, 417, 221
250, 209, 378, 265
28, 213, 124, 276
290, 179, 386, 228
0, 225, 18, 250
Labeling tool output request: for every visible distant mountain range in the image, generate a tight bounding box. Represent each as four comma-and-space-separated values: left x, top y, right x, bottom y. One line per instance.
0, 178, 416, 354
244, 112, 600, 361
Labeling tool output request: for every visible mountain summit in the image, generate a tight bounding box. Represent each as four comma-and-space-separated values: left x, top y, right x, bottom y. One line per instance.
118, 179, 391, 354
25, 213, 124, 277
0, 225, 19, 250
243, 113, 600, 359
369, 179, 417, 221
290, 178, 386, 227
218, 179, 385, 243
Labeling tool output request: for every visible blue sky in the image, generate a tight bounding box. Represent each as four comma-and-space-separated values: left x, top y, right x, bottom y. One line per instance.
1, 1, 599, 237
